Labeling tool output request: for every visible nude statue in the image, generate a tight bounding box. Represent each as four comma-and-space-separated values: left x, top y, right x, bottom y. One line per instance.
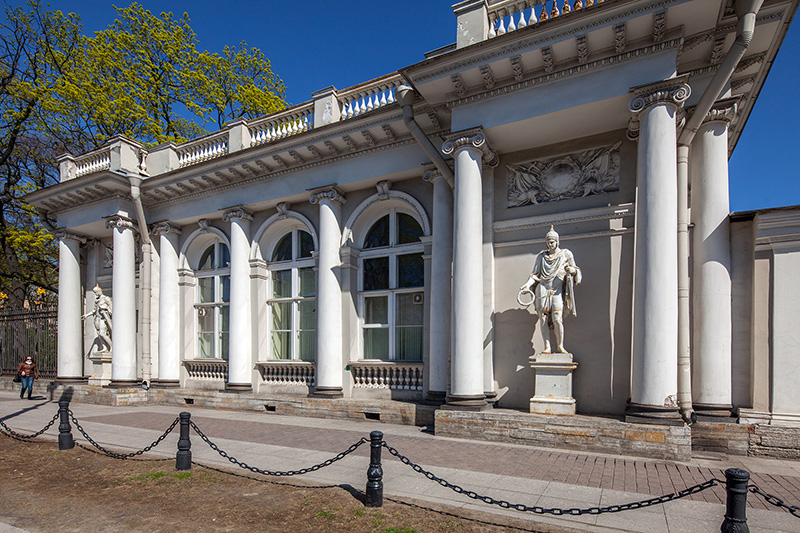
519, 226, 581, 354
82, 285, 112, 352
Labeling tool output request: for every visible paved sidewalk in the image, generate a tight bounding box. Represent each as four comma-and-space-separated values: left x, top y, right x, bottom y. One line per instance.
1, 391, 799, 532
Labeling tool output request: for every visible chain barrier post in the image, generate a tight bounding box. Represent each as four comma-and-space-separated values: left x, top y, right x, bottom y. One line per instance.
176, 412, 192, 470
721, 468, 750, 533
57, 400, 74, 450
366, 430, 383, 507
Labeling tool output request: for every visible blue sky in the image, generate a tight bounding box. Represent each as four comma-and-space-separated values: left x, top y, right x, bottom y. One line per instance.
27, 1, 800, 211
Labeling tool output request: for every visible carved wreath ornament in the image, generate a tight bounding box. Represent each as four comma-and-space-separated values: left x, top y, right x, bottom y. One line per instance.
507, 142, 622, 207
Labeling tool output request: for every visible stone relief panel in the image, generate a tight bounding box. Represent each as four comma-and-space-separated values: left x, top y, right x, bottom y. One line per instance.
507, 142, 622, 207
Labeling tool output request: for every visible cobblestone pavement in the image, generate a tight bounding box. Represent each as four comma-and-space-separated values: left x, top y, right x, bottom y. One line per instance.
2, 392, 799, 532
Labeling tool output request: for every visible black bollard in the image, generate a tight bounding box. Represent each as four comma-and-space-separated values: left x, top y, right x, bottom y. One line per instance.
176, 412, 192, 471
721, 468, 750, 533
365, 430, 384, 507
58, 400, 74, 450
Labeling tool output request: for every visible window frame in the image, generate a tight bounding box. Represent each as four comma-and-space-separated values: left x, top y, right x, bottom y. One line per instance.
194, 241, 230, 360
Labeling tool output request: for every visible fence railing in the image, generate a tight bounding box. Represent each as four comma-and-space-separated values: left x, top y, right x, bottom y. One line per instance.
0, 306, 57, 378
3, 400, 798, 527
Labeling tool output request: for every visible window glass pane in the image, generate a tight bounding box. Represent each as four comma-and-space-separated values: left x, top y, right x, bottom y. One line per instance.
397, 253, 424, 288
220, 332, 229, 360
197, 307, 213, 332
363, 256, 389, 291
219, 275, 231, 303
298, 267, 315, 297
397, 213, 423, 244
271, 331, 290, 359
198, 333, 214, 358
198, 245, 214, 270
299, 331, 316, 361
298, 230, 314, 259
220, 306, 229, 333
396, 293, 423, 325
197, 277, 214, 303
363, 215, 389, 248
272, 270, 291, 298
299, 300, 316, 330
364, 296, 388, 324
218, 244, 230, 268
272, 233, 292, 262
364, 328, 389, 360
272, 301, 291, 330
396, 327, 423, 361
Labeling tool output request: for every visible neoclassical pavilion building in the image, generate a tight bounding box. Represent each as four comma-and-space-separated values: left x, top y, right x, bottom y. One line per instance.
27, 0, 800, 458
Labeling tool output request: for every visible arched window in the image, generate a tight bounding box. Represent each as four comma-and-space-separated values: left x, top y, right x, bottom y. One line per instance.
268, 228, 315, 360
195, 241, 230, 359
360, 210, 424, 361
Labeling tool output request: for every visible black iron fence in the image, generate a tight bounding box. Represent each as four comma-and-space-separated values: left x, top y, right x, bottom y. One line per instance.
0, 306, 57, 378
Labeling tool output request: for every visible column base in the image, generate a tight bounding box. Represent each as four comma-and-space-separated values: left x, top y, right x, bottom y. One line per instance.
223, 383, 253, 393
423, 390, 447, 405
55, 376, 88, 383
693, 402, 735, 420
485, 391, 498, 404
310, 387, 344, 398
105, 380, 141, 389
625, 402, 684, 426
151, 380, 180, 389
445, 394, 490, 411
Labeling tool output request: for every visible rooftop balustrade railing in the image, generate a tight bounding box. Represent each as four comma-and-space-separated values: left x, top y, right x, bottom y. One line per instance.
248, 103, 314, 147
487, 0, 603, 38
176, 130, 230, 168
335, 73, 403, 121
74, 146, 112, 178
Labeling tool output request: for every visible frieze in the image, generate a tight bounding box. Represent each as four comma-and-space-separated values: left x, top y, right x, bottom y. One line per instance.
507, 142, 622, 207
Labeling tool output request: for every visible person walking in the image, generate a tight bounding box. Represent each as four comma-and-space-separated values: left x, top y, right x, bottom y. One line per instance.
17, 356, 37, 400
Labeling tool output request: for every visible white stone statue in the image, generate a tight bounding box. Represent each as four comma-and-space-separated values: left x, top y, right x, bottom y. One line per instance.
519, 226, 582, 354
82, 285, 113, 353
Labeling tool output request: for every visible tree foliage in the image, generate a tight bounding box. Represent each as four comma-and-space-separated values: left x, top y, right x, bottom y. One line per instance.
0, 1, 287, 307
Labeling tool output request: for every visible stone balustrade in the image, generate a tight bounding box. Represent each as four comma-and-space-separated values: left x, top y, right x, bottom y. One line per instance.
488, 0, 600, 38
256, 361, 316, 386
248, 104, 314, 147
350, 361, 424, 391
74, 147, 112, 178
176, 131, 229, 167
184, 359, 229, 381
336, 73, 403, 121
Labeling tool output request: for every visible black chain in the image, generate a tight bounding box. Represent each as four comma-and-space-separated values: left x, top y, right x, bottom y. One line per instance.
382, 441, 720, 516
189, 420, 367, 476
68, 409, 179, 459
750, 485, 800, 518
0, 411, 60, 441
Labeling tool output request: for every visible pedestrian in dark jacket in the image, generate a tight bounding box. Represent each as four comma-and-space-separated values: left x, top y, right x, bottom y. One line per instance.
17, 356, 37, 400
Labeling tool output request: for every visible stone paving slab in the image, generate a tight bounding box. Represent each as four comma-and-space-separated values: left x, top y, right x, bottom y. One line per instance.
2, 392, 800, 532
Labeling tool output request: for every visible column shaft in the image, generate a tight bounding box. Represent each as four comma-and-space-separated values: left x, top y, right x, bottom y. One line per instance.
157, 226, 181, 385
110, 219, 137, 384
226, 209, 253, 390
57, 234, 83, 380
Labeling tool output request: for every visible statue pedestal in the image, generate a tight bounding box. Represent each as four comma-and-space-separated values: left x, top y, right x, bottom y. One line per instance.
88, 352, 112, 386
529, 352, 578, 415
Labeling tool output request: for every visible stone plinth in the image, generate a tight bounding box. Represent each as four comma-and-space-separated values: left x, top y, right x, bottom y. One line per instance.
529, 352, 578, 415
88, 352, 112, 386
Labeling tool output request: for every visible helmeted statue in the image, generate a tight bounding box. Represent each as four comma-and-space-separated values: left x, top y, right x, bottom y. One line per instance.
82, 285, 112, 353
519, 226, 581, 353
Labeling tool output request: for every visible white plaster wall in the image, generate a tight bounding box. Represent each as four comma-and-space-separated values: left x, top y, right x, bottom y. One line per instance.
770, 246, 800, 416
730, 218, 755, 409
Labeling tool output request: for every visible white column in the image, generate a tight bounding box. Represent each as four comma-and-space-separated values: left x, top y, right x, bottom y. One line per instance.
628, 79, 690, 419
423, 168, 453, 404
310, 188, 346, 397
691, 100, 737, 415
107, 216, 138, 385
56, 230, 86, 380
223, 207, 253, 390
442, 129, 498, 408
153, 222, 182, 386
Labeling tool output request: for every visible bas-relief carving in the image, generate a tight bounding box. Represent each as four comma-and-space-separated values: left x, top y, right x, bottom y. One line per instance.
507, 142, 621, 207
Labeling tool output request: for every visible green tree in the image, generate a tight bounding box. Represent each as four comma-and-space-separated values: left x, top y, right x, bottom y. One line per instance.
0, 2, 287, 307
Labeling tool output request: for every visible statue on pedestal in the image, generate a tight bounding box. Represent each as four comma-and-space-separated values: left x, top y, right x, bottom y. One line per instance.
519, 226, 582, 354
83, 285, 112, 353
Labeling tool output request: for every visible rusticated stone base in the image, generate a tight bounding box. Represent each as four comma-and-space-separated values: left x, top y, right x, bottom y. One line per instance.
748, 425, 800, 459
435, 408, 691, 461
691, 419, 749, 456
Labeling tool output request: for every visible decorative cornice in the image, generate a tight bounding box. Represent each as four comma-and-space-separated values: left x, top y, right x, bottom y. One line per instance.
55, 229, 87, 244
653, 10, 666, 43
309, 187, 346, 205
442, 128, 499, 168
222, 206, 254, 223
105, 216, 138, 232
629, 76, 691, 114
494, 204, 635, 233
150, 221, 182, 236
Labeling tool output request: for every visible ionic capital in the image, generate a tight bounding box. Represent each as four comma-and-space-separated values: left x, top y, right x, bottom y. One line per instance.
422, 167, 444, 184
629, 76, 691, 115
222, 206, 254, 223
701, 97, 739, 126
150, 221, 182, 237
309, 186, 346, 205
105, 215, 138, 233
442, 128, 499, 168
54, 229, 87, 244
